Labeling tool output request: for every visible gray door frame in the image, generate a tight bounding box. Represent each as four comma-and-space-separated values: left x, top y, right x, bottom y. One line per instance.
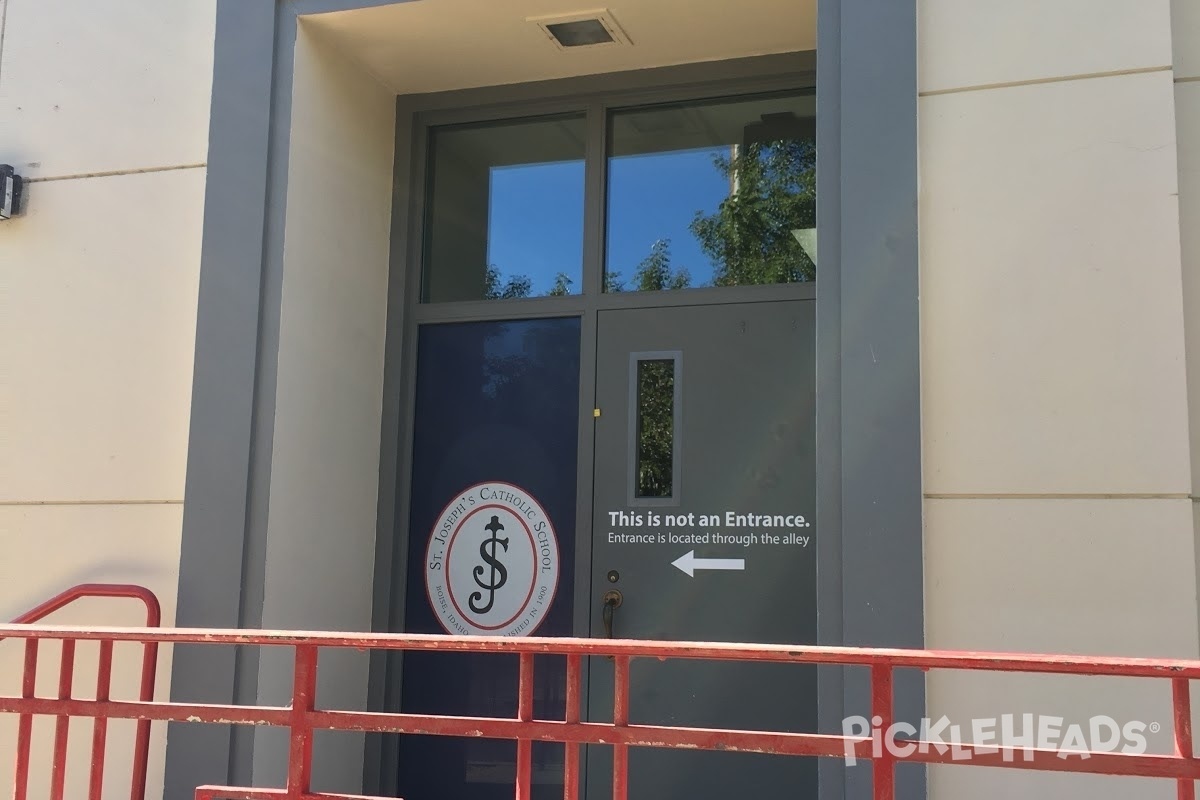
168, 1, 922, 799
377, 67, 817, 796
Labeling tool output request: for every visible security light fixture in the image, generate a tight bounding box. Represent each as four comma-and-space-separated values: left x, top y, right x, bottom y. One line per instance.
1, 164, 24, 220
530, 10, 631, 51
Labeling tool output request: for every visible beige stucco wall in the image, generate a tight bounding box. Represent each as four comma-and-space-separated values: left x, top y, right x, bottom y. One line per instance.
248, 20, 395, 795
919, 0, 1196, 797
0, 1, 215, 798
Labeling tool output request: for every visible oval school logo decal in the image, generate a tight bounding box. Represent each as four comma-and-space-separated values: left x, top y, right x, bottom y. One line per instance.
425, 482, 560, 636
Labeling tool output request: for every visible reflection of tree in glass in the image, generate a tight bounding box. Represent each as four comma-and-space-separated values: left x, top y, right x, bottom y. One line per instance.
548, 273, 573, 296
692, 138, 816, 285
483, 264, 533, 299
481, 321, 579, 424
636, 359, 675, 498
486, 137, 813, 297
603, 239, 691, 293
611, 137, 815, 291
484, 266, 576, 298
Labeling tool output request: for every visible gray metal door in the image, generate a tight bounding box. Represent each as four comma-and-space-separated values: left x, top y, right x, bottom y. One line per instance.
586, 300, 819, 799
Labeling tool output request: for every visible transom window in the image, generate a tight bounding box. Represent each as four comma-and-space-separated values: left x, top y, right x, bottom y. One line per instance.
419, 90, 815, 304
422, 114, 587, 302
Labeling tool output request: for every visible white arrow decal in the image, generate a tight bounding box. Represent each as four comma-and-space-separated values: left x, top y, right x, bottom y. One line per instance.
671, 550, 746, 577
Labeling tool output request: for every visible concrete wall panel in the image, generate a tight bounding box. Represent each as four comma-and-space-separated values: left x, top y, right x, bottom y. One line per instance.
1, 170, 204, 503
924, 496, 1195, 798
920, 70, 1189, 495
0, 0, 215, 179
919, 0, 1172, 92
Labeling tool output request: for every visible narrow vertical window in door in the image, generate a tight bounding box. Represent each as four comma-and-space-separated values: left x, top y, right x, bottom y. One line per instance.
630, 354, 681, 504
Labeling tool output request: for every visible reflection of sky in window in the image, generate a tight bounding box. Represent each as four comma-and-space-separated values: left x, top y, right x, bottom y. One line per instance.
607, 148, 730, 288
485, 148, 732, 293
488, 161, 585, 296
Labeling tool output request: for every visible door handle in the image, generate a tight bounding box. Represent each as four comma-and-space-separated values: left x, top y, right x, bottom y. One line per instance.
601, 590, 623, 639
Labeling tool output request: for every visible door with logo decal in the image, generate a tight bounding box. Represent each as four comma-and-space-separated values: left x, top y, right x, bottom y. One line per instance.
586, 300, 818, 799
397, 318, 579, 800
390, 87, 818, 797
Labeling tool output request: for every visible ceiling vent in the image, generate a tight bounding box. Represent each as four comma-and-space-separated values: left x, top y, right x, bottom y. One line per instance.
529, 10, 631, 50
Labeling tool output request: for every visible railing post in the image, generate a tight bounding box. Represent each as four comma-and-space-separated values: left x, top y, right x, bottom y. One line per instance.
288, 645, 319, 797
871, 664, 895, 800
13, 639, 38, 800
613, 655, 631, 800
131, 635, 158, 800
89, 640, 113, 800
517, 653, 535, 800
50, 639, 77, 800
563, 654, 582, 800
1174, 677, 1195, 800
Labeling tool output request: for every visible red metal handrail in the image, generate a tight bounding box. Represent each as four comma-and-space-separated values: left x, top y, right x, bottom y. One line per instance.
9, 584, 161, 628
6, 584, 161, 800
1, 623, 1198, 800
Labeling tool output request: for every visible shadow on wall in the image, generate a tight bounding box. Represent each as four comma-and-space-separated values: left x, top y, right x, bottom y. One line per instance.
0, 562, 165, 621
